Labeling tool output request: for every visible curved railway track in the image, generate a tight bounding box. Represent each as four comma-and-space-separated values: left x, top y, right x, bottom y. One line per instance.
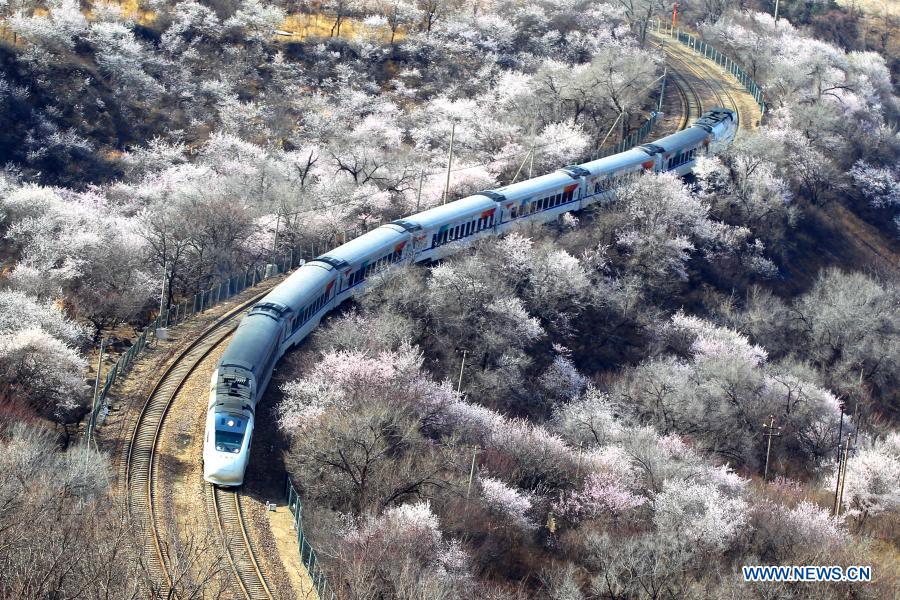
118, 32, 761, 600
650, 33, 748, 133
668, 64, 702, 131
208, 486, 275, 599
120, 289, 276, 597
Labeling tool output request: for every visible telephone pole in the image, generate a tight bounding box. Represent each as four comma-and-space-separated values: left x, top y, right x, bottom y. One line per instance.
466, 447, 477, 499
416, 169, 424, 211
157, 262, 169, 339
835, 434, 852, 516
85, 339, 105, 448
457, 349, 467, 394
854, 368, 864, 446
762, 415, 781, 482
658, 67, 667, 112
836, 399, 845, 461
443, 122, 456, 205
528, 117, 536, 179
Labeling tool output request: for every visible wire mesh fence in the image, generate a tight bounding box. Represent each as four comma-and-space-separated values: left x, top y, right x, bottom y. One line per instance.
655, 20, 766, 116
83, 247, 311, 445
594, 111, 661, 159
285, 476, 336, 600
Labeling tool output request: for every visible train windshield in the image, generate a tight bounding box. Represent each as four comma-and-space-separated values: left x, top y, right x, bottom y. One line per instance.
214, 413, 247, 453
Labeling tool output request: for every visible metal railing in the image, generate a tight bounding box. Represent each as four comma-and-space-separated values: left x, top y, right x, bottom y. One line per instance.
594, 111, 661, 159
83, 247, 310, 445
655, 20, 766, 116
285, 476, 335, 600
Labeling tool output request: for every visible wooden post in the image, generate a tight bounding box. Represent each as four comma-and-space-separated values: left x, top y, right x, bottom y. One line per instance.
466, 448, 477, 499
457, 350, 467, 394
762, 415, 781, 482
416, 169, 424, 211
443, 122, 455, 205
836, 435, 851, 516
85, 339, 105, 447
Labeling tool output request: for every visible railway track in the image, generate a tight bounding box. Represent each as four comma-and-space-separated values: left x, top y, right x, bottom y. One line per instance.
120, 288, 275, 597
116, 31, 761, 600
668, 64, 703, 130
208, 486, 275, 599
650, 31, 757, 133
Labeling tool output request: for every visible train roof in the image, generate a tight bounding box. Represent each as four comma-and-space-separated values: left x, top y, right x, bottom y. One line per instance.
651, 126, 709, 153
398, 195, 498, 230
487, 170, 577, 202
317, 225, 408, 266
577, 147, 651, 178
263, 262, 337, 311
219, 314, 281, 374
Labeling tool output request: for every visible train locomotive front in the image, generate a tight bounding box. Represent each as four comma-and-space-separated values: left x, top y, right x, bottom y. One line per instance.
203, 309, 283, 486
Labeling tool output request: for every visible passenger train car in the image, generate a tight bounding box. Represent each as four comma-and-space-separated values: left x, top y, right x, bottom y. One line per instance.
203, 108, 737, 485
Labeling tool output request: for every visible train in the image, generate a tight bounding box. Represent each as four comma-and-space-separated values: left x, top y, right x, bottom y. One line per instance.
203, 108, 737, 485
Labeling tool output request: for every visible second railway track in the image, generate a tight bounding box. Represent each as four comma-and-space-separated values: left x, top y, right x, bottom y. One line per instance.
208, 486, 275, 599
650, 32, 756, 134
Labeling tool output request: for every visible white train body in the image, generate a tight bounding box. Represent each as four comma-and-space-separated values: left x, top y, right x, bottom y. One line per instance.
203, 109, 737, 486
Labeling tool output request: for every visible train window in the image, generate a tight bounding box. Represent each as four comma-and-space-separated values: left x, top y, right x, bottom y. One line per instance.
214, 414, 247, 454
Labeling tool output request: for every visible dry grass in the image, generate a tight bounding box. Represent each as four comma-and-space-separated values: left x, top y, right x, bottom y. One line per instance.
277, 13, 405, 43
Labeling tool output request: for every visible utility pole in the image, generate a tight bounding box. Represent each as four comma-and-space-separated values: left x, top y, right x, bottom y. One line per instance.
836, 434, 852, 516
457, 349, 467, 394
416, 169, 424, 211
528, 117, 536, 179
832, 440, 844, 516
773, 0, 780, 22
854, 368, 864, 446
658, 67, 667, 112
762, 415, 781, 482
836, 399, 845, 461
271, 204, 281, 264
466, 447, 477, 499
575, 442, 584, 479
85, 339, 105, 448
159, 262, 167, 319
157, 262, 169, 339
443, 122, 456, 205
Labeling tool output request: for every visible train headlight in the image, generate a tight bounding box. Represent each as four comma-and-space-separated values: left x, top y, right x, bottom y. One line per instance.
227, 419, 235, 427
